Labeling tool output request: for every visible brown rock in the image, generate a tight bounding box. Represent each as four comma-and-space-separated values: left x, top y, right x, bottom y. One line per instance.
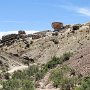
52, 22, 63, 31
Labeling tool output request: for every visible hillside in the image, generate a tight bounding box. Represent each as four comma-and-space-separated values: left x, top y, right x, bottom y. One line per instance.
0, 22, 90, 90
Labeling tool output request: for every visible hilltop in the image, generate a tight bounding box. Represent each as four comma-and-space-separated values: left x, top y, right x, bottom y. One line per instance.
0, 22, 90, 90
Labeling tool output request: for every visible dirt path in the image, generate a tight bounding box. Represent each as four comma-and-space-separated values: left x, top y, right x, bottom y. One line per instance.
7, 65, 28, 74
36, 88, 59, 90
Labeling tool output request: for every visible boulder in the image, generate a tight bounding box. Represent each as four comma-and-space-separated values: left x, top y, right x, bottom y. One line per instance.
52, 22, 63, 31
72, 24, 81, 30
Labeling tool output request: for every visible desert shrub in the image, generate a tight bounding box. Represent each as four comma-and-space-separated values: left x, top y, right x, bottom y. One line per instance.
50, 68, 63, 87
12, 65, 39, 80
77, 76, 90, 90
35, 70, 46, 81
26, 65, 39, 76
44, 52, 73, 70
2, 79, 34, 90
21, 79, 35, 90
45, 56, 63, 69
12, 70, 27, 80
35, 64, 48, 81
35, 52, 73, 81
50, 66, 76, 89
3, 66, 38, 90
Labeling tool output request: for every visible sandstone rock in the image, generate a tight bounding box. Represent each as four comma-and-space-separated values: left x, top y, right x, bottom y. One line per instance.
52, 22, 63, 31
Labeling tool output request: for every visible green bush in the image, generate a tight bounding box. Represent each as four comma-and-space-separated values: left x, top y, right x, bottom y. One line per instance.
35, 52, 73, 81
12, 65, 39, 80
44, 52, 73, 70
50, 68, 63, 87
2, 52, 73, 90
50, 66, 75, 89
45, 56, 62, 69
12, 70, 27, 79
27, 65, 39, 76
35, 70, 45, 81
2, 79, 34, 90
78, 76, 90, 90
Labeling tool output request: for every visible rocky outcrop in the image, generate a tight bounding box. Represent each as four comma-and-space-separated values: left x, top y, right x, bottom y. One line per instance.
72, 24, 82, 30
52, 22, 63, 31
32, 34, 41, 39
1, 34, 19, 46
18, 30, 26, 35
0, 30, 27, 46
1, 34, 18, 42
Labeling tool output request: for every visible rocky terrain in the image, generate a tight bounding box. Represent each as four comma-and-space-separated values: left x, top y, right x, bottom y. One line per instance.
0, 22, 90, 90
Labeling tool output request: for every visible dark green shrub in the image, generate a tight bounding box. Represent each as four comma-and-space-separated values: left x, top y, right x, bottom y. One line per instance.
50, 68, 63, 88
2, 79, 34, 90
35, 70, 45, 81
12, 65, 39, 80
45, 56, 62, 69
12, 70, 27, 79
50, 66, 75, 89
78, 76, 90, 90
22, 79, 35, 90
27, 65, 39, 76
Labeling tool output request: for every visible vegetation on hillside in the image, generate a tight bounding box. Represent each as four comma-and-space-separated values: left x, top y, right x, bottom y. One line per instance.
1, 52, 89, 90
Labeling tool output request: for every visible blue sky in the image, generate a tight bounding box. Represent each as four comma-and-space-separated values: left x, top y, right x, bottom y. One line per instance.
0, 0, 90, 35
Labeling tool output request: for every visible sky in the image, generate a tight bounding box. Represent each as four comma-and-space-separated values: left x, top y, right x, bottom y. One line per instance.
0, 0, 90, 37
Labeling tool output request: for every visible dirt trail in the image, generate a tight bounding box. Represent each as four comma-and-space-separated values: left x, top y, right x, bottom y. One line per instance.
36, 88, 59, 90
7, 65, 28, 74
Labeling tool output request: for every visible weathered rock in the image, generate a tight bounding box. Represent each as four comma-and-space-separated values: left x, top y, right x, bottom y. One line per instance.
23, 56, 34, 62
0, 39, 1, 43
64, 25, 71, 29
27, 34, 33, 37
25, 43, 30, 49
52, 32, 58, 36
32, 34, 41, 39
72, 24, 81, 30
18, 30, 26, 35
52, 22, 63, 31
1, 34, 18, 43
